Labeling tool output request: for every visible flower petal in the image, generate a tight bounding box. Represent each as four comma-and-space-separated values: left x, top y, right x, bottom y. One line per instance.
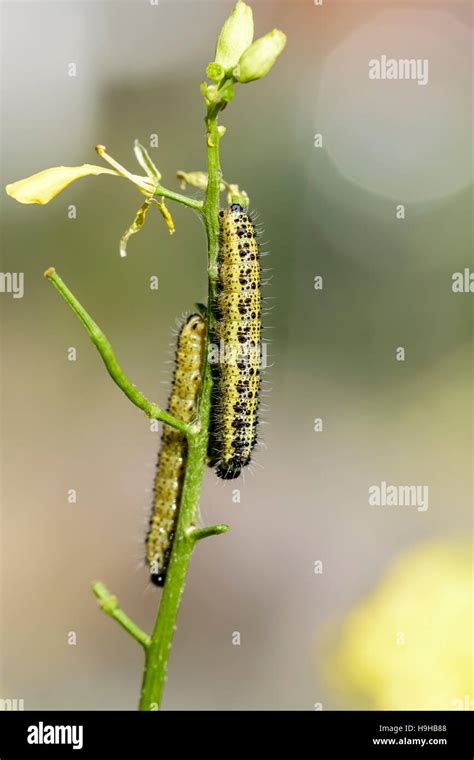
5, 164, 118, 205
120, 201, 152, 258
157, 198, 175, 235
133, 140, 162, 183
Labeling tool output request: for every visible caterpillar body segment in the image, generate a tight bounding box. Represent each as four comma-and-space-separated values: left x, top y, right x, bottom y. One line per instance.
209, 203, 262, 480
146, 314, 205, 586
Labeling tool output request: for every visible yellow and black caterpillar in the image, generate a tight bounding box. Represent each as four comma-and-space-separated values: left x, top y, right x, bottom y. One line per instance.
146, 314, 205, 585
208, 203, 261, 479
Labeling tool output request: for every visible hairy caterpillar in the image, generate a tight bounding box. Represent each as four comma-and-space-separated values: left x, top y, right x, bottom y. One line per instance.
146, 314, 206, 586
208, 203, 261, 479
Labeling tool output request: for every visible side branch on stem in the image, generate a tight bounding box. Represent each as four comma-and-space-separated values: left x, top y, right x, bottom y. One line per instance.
187, 524, 229, 542
153, 185, 204, 212
43, 267, 190, 435
92, 582, 150, 649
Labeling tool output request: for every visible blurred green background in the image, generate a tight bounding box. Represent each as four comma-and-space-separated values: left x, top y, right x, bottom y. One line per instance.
0, 0, 472, 710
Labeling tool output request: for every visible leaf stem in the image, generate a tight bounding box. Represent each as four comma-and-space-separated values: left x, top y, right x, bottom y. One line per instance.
43, 267, 190, 435
189, 524, 229, 541
92, 582, 150, 649
154, 184, 203, 212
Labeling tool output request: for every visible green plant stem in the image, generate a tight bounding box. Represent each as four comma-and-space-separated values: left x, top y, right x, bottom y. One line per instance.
138, 433, 207, 710
43, 267, 189, 435
154, 184, 203, 212
92, 582, 150, 649
189, 524, 229, 541
204, 106, 224, 322
138, 104, 224, 711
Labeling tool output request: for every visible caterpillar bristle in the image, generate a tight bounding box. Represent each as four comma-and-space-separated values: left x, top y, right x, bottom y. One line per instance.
208, 203, 264, 480
146, 313, 206, 586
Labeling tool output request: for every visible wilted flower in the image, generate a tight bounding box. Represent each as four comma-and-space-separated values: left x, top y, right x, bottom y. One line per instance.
5, 144, 158, 207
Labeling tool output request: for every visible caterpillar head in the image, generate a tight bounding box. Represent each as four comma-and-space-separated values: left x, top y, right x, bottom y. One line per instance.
185, 313, 206, 338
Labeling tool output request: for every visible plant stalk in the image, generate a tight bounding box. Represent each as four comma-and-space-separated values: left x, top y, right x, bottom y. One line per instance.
138, 104, 223, 711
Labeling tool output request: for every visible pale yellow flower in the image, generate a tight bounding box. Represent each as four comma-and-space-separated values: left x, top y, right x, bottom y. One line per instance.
5, 144, 159, 208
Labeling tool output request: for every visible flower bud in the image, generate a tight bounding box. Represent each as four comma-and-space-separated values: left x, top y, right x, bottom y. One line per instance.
206, 62, 224, 83
233, 29, 286, 83
200, 81, 219, 107
214, 1, 254, 72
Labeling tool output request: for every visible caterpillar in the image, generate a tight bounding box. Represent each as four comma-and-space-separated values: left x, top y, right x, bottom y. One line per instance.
146, 313, 206, 586
208, 203, 261, 480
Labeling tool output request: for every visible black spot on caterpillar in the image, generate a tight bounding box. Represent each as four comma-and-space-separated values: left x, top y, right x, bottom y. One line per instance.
146, 314, 206, 586
208, 203, 261, 480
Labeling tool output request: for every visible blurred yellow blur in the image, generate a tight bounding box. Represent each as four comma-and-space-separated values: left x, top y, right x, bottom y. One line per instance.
321, 540, 473, 711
